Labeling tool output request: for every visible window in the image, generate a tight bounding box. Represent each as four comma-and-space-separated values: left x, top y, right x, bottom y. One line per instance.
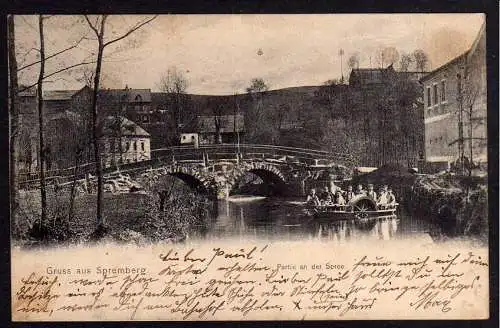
133, 141, 137, 151
457, 73, 462, 96
141, 142, 145, 151
441, 80, 446, 102
433, 84, 438, 106
426, 87, 431, 107
142, 115, 149, 123
135, 94, 142, 102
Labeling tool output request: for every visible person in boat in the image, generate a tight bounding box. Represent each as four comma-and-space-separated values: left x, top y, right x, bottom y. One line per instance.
387, 187, 397, 207
355, 184, 366, 196
329, 179, 340, 194
367, 184, 377, 200
306, 188, 321, 206
319, 186, 331, 201
324, 193, 334, 206
334, 190, 346, 210
344, 185, 355, 203
377, 185, 390, 209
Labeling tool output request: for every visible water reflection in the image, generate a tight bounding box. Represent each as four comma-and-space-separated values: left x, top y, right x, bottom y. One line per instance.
189, 197, 441, 243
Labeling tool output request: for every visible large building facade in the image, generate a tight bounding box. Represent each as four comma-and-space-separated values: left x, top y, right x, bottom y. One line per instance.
420, 23, 486, 172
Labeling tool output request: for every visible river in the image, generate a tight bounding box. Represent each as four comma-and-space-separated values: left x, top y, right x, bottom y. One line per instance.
188, 196, 443, 243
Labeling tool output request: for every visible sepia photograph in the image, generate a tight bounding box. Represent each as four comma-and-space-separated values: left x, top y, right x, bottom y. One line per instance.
8, 13, 492, 321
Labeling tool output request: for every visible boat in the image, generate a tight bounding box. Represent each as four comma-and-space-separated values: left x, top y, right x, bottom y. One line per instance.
304, 195, 398, 220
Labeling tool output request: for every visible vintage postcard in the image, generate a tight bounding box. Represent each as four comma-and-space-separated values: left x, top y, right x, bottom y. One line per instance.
9, 13, 490, 321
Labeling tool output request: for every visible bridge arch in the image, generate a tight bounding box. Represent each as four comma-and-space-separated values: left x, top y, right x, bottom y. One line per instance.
226, 162, 288, 196
140, 165, 216, 196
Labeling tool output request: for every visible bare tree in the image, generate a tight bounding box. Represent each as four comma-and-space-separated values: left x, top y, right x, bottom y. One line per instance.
399, 53, 413, 72
460, 64, 485, 176
376, 47, 399, 68
212, 102, 225, 144
158, 67, 189, 136
8, 15, 20, 220
36, 15, 48, 227
347, 53, 360, 70
12, 16, 95, 233
413, 49, 429, 72
84, 14, 157, 228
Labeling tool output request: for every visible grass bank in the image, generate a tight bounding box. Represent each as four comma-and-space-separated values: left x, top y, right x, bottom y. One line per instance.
12, 179, 214, 247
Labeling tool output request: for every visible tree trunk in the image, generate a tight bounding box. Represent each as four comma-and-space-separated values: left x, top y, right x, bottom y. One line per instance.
8, 15, 19, 221
91, 22, 106, 227
37, 15, 47, 228
468, 108, 474, 176
68, 149, 82, 221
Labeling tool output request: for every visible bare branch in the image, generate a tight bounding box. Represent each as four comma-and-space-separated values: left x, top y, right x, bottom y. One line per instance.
84, 15, 100, 37
18, 35, 87, 72
18, 60, 96, 93
19, 16, 38, 33
103, 15, 158, 48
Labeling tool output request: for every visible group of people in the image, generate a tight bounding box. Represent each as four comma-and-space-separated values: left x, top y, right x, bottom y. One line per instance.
306, 183, 397, 208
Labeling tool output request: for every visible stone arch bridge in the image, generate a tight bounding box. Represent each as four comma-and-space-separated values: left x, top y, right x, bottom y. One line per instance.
20, 144, 355, 199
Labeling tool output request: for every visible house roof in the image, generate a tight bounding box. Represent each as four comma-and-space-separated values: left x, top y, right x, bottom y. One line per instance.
151, 92, 168, 103
99, 88, 152, 102
198, 114, 244, 133
47, 110, 81, 124
49, 110, 82, 123
44, 90, 79, 101
419, 51, 468, 82
349, 65, 395, 85
100, 116, 150, 137
47, 112, 150, 138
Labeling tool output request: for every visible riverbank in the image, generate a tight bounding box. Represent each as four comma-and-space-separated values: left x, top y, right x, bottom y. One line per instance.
12, 179, 213, 248
352, 165, 488, 241
410, 173, 488, 240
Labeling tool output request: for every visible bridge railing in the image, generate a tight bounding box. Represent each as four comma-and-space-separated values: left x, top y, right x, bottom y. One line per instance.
151, 143, 354, 164
18, 143, 355, 189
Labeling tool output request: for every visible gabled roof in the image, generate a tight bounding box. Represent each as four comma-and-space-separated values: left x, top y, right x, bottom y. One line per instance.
44, 90, 79, 101
99, 89, 152, 102
100, 116, 150, 137
198, 114, 244, 133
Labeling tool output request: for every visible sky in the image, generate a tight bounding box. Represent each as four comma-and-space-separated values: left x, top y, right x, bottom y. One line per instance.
15, 14, 485, 95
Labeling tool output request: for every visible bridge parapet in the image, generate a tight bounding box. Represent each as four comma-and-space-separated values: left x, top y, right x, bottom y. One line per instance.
19, 144, 355, 198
